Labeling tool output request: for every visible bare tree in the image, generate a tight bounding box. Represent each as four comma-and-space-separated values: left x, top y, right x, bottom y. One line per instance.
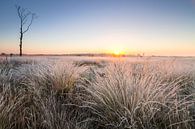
16, 5, 36, 56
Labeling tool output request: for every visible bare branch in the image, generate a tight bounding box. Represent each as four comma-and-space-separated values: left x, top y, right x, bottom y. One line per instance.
22, 19, 28, 25
22, 12, 31, 20
22, 12, 31, 25
16, 5, 36, 56
23, 13, 36, 34
16, 5, 36, 34
16, 5, 22, 19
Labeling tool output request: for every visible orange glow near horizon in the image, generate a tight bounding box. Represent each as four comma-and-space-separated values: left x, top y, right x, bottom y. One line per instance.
1, 0, 195, 57
1, 43, 195, 56
107, 46, 128, 56
112, 49, 126, 56
113, 48, 123, 54
0, 48, 194, 56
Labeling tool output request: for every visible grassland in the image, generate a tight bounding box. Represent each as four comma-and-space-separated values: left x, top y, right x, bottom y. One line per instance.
0, 56, 194, 129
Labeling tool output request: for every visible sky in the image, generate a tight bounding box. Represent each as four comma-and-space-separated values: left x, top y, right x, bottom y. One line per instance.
0, 0, 195, 56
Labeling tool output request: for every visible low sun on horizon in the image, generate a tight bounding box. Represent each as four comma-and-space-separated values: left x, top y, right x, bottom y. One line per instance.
0, 0, 195, 56
109, 47, 127, 56
1, 1, 195, 128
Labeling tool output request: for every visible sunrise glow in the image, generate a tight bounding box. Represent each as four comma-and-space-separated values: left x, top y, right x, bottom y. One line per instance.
0, 0, 195, 56
111, 48, 126, 56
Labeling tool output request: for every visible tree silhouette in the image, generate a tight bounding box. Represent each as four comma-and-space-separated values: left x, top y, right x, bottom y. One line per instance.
16, 5, 36, 56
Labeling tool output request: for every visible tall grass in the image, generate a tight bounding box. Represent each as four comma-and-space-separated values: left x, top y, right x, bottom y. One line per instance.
83, 62, 195, 129
0, 57, 194, 129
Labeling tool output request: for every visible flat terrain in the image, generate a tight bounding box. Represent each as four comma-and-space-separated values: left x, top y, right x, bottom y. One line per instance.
0, 56, 195, 129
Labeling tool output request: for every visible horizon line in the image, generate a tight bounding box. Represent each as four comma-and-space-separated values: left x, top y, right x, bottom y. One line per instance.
0, 53, 195, 58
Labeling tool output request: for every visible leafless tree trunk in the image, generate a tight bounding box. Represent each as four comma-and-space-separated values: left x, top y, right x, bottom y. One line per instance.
16, 5, 36, 56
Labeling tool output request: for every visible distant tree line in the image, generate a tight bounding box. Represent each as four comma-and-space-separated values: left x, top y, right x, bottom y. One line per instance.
1, 53, 14, 57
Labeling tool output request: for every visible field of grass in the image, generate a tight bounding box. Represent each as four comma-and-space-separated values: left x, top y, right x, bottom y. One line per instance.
0, 56, 194, 129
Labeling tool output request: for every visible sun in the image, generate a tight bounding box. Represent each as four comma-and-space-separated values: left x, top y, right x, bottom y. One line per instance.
111, 48, 126, 56
113, 50, 122, 55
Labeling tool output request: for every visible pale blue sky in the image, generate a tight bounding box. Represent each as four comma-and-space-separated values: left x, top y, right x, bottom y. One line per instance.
0, 0, 195, 56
